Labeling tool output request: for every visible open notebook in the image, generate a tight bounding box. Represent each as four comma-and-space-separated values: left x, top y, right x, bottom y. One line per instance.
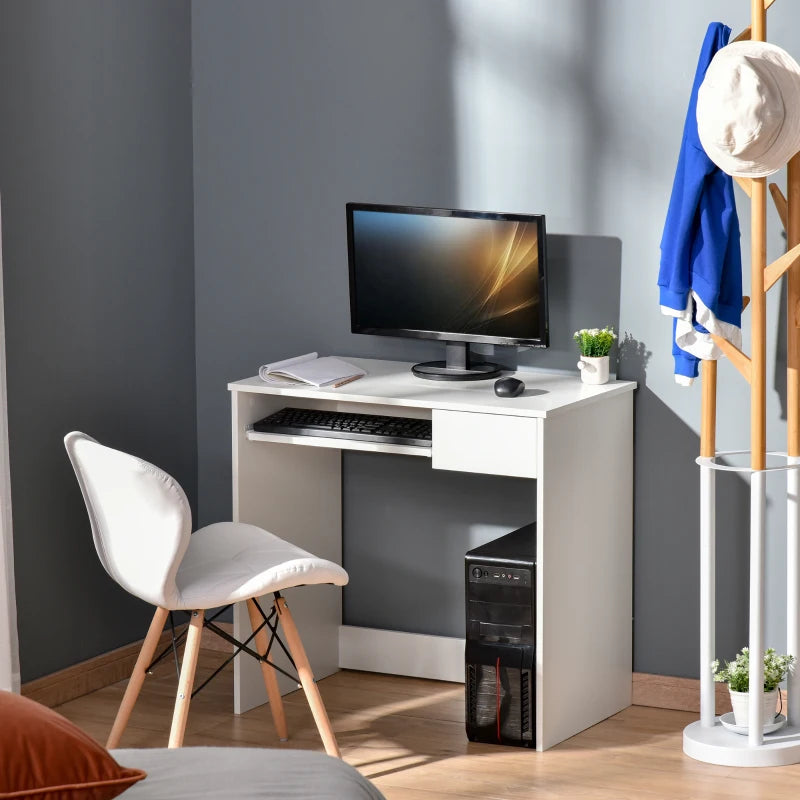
258, 353, 366, 388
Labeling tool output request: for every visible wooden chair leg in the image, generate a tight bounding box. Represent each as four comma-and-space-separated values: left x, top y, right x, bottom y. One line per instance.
275, 596, 340, 758
167, 609, 204, 748
247, 598, 289, 741
107, 606, 169, 749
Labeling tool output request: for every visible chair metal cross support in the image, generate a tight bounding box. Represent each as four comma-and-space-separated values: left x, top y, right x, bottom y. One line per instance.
146, 599, 301, 691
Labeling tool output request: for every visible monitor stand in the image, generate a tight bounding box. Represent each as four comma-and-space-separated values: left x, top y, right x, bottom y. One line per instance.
412, 342, 503, 381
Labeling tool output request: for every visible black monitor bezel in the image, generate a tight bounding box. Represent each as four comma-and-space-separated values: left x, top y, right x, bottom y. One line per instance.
346, 202, 549, 348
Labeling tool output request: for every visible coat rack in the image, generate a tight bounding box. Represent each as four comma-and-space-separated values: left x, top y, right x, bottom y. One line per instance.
683, 0, 800, 766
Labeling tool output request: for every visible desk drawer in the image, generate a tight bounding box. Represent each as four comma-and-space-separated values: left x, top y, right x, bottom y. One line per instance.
432, 410, 538, 478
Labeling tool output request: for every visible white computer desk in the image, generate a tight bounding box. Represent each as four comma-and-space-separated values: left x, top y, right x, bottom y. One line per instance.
228, 357, 636, 750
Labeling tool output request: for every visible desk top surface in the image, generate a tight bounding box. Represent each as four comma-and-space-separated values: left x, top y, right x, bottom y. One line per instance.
229, 357, 636, 418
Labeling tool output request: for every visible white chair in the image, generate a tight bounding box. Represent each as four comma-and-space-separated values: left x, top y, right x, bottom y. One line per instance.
64, 431, 349, 756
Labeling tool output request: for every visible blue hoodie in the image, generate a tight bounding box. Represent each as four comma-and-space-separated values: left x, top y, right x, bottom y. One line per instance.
658, 22, 743, 386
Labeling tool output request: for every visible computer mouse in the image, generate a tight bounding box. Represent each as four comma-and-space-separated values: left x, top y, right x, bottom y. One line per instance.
494, 377, 525, 398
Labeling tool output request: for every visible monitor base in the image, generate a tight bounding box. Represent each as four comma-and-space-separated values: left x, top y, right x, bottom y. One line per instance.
411, 361, 502, 381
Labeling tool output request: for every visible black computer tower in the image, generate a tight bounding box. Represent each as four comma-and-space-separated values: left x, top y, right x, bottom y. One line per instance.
465, 524, 536, 748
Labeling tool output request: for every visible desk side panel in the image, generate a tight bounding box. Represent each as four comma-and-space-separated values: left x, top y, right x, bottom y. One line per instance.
231, 391, 342, 713
536, 391, 633, 749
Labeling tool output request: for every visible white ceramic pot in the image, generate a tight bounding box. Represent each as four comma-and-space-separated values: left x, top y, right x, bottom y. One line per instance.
729, 688, 779, 728
577, 355, 610, 385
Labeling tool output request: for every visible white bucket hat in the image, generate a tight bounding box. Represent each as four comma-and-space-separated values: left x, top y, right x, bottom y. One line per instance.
696, 40, 800, 177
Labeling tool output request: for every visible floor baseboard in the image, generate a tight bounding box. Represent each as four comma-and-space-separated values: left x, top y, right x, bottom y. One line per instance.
633, 672, 789, 715
633, 672, 732, 714
22, 621, 234, 708
22, 625, 184, 708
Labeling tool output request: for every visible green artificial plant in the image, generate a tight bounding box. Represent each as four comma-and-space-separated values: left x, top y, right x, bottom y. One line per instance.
573, 326, 617, 358
712, 647, 795, 693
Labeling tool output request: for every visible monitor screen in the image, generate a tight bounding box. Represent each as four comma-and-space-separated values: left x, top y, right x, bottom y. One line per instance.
347, 204, 548, 347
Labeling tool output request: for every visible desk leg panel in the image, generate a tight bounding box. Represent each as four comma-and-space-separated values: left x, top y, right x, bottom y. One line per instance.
536, 393, 633, 749
232, 391, 342, 714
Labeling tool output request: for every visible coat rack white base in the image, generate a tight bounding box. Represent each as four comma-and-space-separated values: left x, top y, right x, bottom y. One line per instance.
684, 451, 800, 767
684, 720, 800, 767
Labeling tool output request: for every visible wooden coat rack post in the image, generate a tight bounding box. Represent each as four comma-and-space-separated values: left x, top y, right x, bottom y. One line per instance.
684, 0, 800, 766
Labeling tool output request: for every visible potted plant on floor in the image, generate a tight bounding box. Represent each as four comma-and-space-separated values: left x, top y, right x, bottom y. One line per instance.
574, 326, 616, 385
712, 647, 795, 728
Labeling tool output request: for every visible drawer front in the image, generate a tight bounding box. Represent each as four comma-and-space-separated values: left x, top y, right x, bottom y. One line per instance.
432, 410, 538, 478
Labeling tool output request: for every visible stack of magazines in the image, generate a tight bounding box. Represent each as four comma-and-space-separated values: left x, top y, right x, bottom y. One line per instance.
258, 352, 366, 388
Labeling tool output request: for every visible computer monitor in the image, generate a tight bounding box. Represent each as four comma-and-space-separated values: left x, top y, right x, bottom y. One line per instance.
347, 203, 548, 380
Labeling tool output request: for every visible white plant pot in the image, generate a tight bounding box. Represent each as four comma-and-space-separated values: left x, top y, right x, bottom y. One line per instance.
729, 688, 779, 728
577, 355, 610, 385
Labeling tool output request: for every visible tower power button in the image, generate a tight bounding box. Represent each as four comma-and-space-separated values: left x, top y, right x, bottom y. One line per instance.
471, 567, 482, 579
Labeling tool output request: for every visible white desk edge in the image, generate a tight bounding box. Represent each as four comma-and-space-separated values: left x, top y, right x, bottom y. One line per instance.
228, 356, 636, 418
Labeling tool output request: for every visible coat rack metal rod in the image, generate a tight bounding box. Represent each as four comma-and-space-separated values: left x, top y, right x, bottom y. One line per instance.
699, 360, 717, 728
786, 153, 800, 728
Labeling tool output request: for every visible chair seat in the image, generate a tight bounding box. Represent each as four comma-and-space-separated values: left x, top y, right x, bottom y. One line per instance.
172, 522, 348, 610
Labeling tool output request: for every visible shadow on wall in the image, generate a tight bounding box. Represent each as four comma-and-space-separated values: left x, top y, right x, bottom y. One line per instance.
618, 336, 749, 678
496, 233, 622, 372
775, 267, 788, 421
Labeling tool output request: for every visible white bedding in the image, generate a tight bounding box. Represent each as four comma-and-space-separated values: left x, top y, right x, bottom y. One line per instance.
111, 747, 386, 800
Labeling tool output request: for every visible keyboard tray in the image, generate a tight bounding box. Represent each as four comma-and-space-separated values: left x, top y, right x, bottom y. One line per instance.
253, 407, 432, 448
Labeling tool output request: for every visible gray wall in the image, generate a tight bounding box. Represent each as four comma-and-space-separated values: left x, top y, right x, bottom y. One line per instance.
193, 0, 800, 679
0, 0, 196, 681
4, 0, 793, 683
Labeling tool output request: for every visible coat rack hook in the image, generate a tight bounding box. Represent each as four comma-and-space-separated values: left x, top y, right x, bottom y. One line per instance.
769, 182, 788, 230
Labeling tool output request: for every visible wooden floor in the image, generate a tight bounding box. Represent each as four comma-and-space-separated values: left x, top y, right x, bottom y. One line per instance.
55, 651, 800, 799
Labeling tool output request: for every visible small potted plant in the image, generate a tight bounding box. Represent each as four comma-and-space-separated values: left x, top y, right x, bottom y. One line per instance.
712, 647, 795, 728
573, 326, 616, 385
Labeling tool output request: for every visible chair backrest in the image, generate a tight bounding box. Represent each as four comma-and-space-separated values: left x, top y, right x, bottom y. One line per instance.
64, 432, 192, 609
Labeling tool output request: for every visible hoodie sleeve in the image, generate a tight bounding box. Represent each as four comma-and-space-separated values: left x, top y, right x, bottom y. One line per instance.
689, 165, 743, 336
659, 141, 717, 318
672, 317, 700, 386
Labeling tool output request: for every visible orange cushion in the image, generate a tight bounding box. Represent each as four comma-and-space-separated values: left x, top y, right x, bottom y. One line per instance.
0, 690, 146, 800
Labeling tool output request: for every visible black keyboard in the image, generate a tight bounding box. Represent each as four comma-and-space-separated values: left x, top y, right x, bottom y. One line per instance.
252, 407, 432, 447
